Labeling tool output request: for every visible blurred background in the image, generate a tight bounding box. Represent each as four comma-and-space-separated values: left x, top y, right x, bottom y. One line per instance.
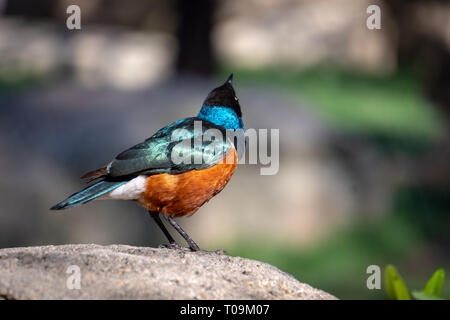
1, 0, 450, 299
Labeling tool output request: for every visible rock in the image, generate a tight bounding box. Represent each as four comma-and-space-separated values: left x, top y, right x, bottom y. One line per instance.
0, 244, 336, 300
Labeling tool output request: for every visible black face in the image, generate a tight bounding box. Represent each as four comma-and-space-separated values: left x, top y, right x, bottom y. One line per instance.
202, 74, 242, 118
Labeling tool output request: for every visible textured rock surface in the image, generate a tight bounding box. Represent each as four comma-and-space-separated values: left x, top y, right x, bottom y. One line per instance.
0, 244, 336, 300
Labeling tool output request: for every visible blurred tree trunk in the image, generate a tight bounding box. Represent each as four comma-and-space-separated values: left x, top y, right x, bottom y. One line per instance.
175, 0, 216, 75
387, 1, 450, 187
387, 0, 450, 125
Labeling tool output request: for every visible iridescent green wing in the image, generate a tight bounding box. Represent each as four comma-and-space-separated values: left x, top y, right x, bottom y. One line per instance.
107, 118, 232, 177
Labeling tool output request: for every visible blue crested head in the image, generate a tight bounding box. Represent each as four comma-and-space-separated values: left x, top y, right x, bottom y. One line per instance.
197, 73, 244, 131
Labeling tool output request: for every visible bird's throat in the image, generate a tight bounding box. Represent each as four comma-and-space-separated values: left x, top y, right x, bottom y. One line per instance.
197, 106, 243, 130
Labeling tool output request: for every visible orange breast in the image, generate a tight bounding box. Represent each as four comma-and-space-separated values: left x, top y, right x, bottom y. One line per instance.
138, 147, 237, 217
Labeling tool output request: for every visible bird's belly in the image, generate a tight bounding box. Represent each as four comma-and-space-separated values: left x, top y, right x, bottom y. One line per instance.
138, 147, 237, 217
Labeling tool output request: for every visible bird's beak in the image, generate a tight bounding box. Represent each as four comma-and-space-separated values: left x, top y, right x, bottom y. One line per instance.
226, 73, 233, 84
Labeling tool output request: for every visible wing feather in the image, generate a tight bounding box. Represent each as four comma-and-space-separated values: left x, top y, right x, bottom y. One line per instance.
107, 118, 232, 177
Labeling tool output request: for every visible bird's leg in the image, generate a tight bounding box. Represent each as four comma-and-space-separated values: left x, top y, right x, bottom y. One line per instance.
148, 211, 180, 248
163, 215, 201, 251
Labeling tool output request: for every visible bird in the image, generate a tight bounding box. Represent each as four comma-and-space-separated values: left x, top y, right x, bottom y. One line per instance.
50, 74, 243, 252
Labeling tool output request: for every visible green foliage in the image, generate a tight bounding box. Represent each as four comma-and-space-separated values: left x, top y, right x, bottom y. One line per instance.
385, 266, 446, 300
424, 268, 445, 296
385, 265, 411, 300
411, 291, 444, 300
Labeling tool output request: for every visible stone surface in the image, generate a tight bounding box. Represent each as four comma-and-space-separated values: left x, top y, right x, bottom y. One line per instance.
0, 244, 336, 300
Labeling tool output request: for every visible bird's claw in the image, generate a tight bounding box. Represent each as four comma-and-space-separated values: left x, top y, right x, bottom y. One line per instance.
158, 243, 183, 250
198, 249, 227, 255
213, 249, 227, 255
158, 243, 227, 255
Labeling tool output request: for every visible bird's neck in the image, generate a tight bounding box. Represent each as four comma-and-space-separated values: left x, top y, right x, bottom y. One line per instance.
197, 106, 244, 130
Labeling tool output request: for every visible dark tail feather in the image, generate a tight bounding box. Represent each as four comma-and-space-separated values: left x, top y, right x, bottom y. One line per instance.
50, 180, 126, 210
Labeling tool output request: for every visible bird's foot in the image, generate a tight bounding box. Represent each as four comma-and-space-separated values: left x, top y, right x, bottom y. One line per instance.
158, 243, 183, 250
158, 243, 226, 255
197, 248, 227, 255
212, 249, 227, 255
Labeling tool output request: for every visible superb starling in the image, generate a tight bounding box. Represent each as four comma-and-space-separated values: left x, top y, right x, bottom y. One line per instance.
51, 74, 243, 252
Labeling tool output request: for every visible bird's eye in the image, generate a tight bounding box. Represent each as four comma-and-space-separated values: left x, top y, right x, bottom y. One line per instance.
234, 96, 239, 101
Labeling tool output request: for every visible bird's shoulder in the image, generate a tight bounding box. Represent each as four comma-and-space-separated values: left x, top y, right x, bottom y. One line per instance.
149, 116, 227, 139
104, 117, 231, 178
115, 117, 225, 159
